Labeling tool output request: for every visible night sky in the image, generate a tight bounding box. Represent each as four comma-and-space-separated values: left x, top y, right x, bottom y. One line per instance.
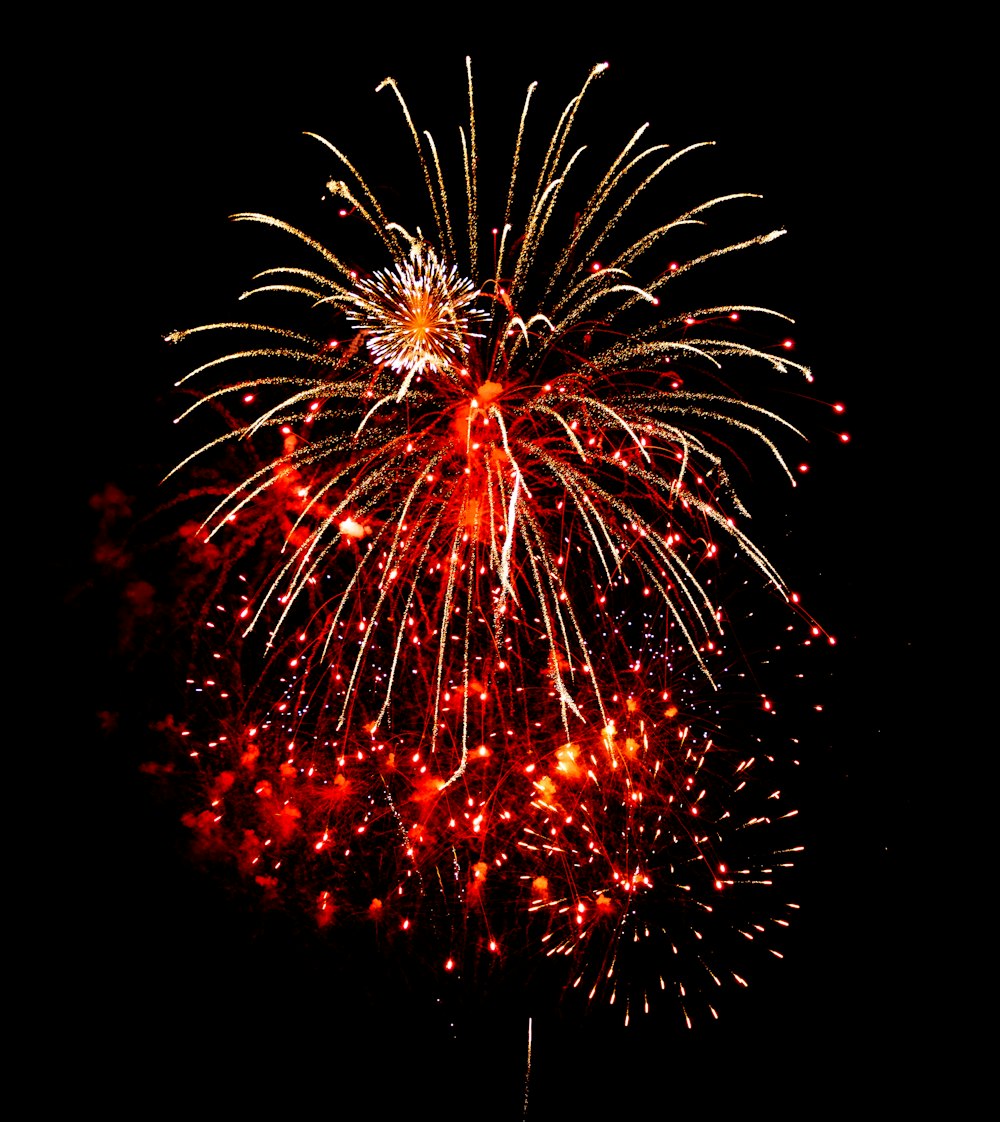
52, 14, 936, 1114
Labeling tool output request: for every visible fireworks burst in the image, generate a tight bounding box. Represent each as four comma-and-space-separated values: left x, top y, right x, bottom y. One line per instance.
344, 234, 486, 383
160, 59, 824, 1025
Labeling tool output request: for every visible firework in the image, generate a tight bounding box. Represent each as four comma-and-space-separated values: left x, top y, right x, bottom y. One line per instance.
344, 235, 487, 379
163, 59, 818, 1024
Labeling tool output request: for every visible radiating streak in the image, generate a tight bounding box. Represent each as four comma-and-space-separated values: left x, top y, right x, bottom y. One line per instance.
173, 347, 327, 389
463, 56, 478, 281
231, 212, 356, 277
376, 77, 449, 258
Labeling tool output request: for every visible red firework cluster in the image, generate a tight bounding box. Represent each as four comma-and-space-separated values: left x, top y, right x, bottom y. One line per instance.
153, 60, 827, 1025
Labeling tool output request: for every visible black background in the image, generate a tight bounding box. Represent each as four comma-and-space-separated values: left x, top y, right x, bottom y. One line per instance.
51, 11, 939, 1115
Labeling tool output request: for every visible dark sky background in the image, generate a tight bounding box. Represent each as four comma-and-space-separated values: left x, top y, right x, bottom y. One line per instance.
53, 13, 938, 1115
